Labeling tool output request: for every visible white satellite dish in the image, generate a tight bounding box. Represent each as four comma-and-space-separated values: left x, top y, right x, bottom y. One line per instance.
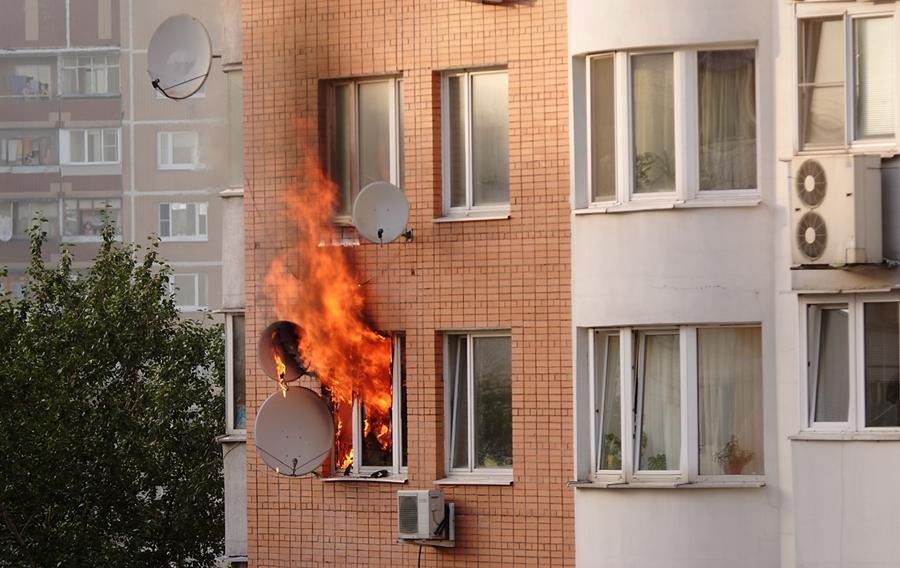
352, 181, 411, 244
147, 14, 212, 100
255, 387, 334, 477
258, 320, 311, 383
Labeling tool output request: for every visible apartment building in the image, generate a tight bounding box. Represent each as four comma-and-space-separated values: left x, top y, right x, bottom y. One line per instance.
242, 0, 573, 565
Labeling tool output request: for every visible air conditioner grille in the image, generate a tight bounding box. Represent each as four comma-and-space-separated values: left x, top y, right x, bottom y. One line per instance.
796, 211, 828, 260
796, 159, 827, 208
398, 495, 419, 535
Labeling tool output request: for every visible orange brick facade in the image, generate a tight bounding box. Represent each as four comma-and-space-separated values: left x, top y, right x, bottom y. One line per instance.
242, 0, 572, 565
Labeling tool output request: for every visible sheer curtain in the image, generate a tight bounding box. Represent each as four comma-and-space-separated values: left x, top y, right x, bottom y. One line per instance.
698, 50, 757, 191
799, 18, 845, 146
638, 333, 680, 471
632, 54, 675, 193
698, 328, 764, 475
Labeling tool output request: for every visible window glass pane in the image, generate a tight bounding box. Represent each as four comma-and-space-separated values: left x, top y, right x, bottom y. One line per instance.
474, 336, 512, 468
159, 133, 169, 163
595, 332, 621, 471
590, 56, 616, 202
172, 274, 196, 307
471, 72, 509, 206
698, 50, 757, 191
63, 198, 120, 236
171, 132, 195, 165
855, 17, 895, 139
13, 201, 57, 238
447, 75, 467, 208
632, 53, 675, 193
800, 18, 845, 146
698, 327, 764, 475
809, 306, 850, 423
361, 401, 392, 467
228, 71, 244, 187
87, 130, 102, 162
865, 303, 900, 427
331, 84, 353, 215
449, 335, 469, 469
232, 315, 246, 429
170, 203, 197, 237
70, 131, 85, 162
400, 335, 407, 468
398, 80, 404, 189
637, 332, 680, 470
103, 130, 117, 162
357, 81, 391, 192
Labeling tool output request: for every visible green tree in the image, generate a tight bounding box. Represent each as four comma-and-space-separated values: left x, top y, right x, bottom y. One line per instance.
0, 218, 224, 567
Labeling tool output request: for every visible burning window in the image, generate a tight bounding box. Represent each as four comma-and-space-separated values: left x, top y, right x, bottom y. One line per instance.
327, 334, 407, 477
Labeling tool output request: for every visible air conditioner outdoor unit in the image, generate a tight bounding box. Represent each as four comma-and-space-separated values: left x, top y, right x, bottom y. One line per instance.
397, 490, 444, 540
790, 154, 882, 266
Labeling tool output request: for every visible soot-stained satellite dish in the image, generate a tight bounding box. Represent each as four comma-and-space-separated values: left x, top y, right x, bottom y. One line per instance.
147, 14, 212, 100
258, 320, 311, 383
255, 387, 334, 477
352, 181, 411, 244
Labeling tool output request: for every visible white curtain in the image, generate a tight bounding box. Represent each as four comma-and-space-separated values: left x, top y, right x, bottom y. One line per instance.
638, 333, 680, 471
698, 328, 764, 475
698, 50, 757, 190
632, 54, 675, 193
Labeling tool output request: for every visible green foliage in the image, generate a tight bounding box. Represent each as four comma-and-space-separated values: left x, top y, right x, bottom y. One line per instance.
0, 217, 224, 567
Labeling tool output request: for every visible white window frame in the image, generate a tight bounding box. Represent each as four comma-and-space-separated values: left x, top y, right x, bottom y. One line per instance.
443, 331, 514, 481
225, 312, 247, 435
61, 197, 121, 242
60, 128, 120, 165
59, 54, 119, 96
800, 294, 900, 433
157, 131, 200, 170
589, 324, 765, 485
168, 272, 207, 312
440, 68, 510, 219
795, 5, 898, 153
158, 202, 208, 241
325, 77, 402, 221
584, 45, 760, 210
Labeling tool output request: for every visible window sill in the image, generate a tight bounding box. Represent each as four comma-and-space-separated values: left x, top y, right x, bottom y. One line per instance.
158, 165, 202, 171
322, 474, 408, 484
215, 433, 246, 444
219, 187, 244, 197
568, 479, 766, 489
434, 474, 513, 486
575, 196, 761, 215
790, 431, 900, 442
0, 165, 59, 173
433, 211, 510, 223
160, 237, 208, 243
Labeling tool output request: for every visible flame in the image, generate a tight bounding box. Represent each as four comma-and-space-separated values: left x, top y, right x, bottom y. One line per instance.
265, 132, 393, 472
273, 347, 286, 380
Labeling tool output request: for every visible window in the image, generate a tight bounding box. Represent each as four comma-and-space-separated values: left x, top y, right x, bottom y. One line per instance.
804, 295, 900, 431
157, 131, 199, 170
586, 47, 757, 206
227, 70, 243, 187
3, 64, 51, 97
326, 77, 402, 218
62, 129, 119, 164
63, 198, 121, 239
1, 200, 59, 239
158, 202, 208, 240
60, 54, 119, 95
592, 325, 764, 481
446, 332, 513, 475
326, 335, 407, 477
799, 15, 895, 148
169, 273, 208, 311
0, 129, 57, 166
442, 70, 509, 216
225, 313, 246, 433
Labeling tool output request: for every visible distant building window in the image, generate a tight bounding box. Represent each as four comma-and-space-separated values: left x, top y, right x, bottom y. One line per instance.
60, 54, 119, 95
63, 198, 121, 239
226, 313, 246, 433
1, 200, 59, 239
442, 69, 509, 216
5, 64, 51, 97
326, 77, 402, 218
62, 129, 119, 164
159, 202, 208, 240
157, 131, 199, 170
0, 130, 57, 166
169, 273, 208, 311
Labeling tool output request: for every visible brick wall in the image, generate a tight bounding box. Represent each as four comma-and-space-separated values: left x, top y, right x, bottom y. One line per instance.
242, 0, 572, 565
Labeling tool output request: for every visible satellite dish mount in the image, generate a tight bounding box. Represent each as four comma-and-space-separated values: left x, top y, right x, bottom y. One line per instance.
147, 14, 216, 100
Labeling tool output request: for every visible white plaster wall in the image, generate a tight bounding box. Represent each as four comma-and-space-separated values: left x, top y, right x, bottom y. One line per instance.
569, 0, 780, 566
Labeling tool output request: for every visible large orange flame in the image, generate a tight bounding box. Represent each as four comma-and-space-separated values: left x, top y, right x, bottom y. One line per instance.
265, 139, 393, 472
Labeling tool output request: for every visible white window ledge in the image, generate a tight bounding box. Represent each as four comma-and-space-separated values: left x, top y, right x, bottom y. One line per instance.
568, 480, 766, 489
160, 236, 208, 243
433, 211, 511, 223
790, 431, 900, 442
575, 197, 761, 215
215, 433, 246, 444
434, 474, 513, 486
322, 474, 408, 484
219, 187, 244, 197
